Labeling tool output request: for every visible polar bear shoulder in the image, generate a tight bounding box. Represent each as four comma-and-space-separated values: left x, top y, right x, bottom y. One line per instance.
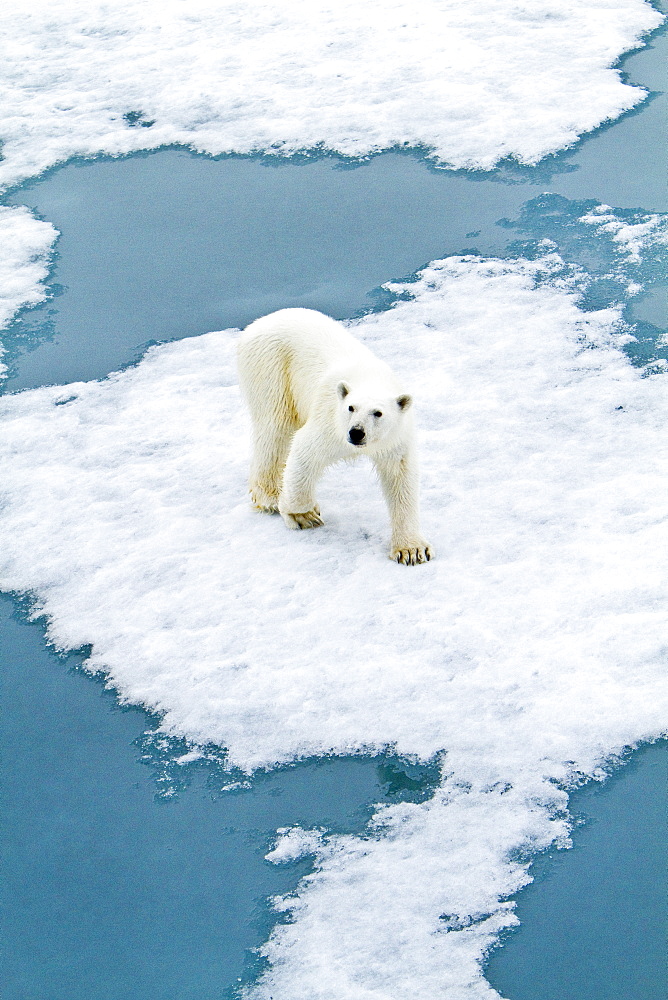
238, 307, 398, 416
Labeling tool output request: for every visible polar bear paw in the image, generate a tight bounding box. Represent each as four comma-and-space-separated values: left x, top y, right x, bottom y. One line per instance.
250, 484, 280, 513
391, 541, 434, 565
282, 508, 323, 530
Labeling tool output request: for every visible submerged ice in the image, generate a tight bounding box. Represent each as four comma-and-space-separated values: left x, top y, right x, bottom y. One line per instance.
0, 253, 666, 998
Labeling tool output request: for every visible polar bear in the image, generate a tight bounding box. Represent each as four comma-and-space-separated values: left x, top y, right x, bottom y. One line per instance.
237, 307, 433, 565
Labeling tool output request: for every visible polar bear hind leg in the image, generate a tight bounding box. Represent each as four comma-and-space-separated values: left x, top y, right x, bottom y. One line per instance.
248, 428, 292, 511
238, 342, 300, 512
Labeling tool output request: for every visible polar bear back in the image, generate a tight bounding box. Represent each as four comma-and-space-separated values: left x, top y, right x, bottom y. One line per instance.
238, 307, 400, 422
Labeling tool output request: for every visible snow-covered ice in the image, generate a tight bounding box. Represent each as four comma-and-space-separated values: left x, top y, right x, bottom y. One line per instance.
0, 254, 665, 997
0, 206, 57, 378
0, 0, 662, 190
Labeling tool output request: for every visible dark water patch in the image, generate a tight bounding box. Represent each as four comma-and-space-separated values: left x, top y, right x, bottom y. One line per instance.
3, 149, 666, 392
2, 149, 553, 391
486, 742, 668, 1000
0, 593, 439, 1000
134, 727, 440, 811
123, 110, 156, 129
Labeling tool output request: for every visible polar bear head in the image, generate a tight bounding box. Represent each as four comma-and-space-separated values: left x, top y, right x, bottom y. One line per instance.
336, 381, 412, 451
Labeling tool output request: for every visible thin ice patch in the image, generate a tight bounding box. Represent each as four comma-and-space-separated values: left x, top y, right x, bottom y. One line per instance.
497, 196, 668, 369
580, 203, 668, 264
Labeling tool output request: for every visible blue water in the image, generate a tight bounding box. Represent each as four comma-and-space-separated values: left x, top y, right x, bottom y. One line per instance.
0, 595, 438, 1000
486, 743, 667, 1000
0, 16, 666, 1000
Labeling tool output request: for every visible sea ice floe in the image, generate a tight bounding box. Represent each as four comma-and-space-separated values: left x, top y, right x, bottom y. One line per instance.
0, 0, 662, 190
0, 252, 665, 997
0, 206, 57, 378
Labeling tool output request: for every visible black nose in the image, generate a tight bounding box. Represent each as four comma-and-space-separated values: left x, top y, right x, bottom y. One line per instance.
348, 426, 365, 446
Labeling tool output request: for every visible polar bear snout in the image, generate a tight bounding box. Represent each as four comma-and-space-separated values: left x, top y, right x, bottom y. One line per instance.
348, 425, 366, 446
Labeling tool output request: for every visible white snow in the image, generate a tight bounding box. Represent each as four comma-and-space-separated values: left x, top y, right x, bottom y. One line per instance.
0, 206, 57, 377
0, 253, 665, 998
580, 203, 668, 263
0, 0, 662, 190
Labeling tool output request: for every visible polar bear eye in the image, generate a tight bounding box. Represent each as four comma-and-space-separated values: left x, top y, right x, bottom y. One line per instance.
348, 405, 355, 412
372, 410, 383, 418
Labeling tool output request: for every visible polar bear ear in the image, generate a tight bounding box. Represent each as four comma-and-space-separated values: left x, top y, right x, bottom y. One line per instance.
396, 394, 412, 411
337, 382, 351, 399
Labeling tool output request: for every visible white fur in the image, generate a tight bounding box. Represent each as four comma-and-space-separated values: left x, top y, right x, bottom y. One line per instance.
237, 308, 432, 564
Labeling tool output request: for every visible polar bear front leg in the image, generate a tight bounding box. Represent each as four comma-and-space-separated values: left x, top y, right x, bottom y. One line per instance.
278, 422, 329, 530
374, 452, 433, 565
